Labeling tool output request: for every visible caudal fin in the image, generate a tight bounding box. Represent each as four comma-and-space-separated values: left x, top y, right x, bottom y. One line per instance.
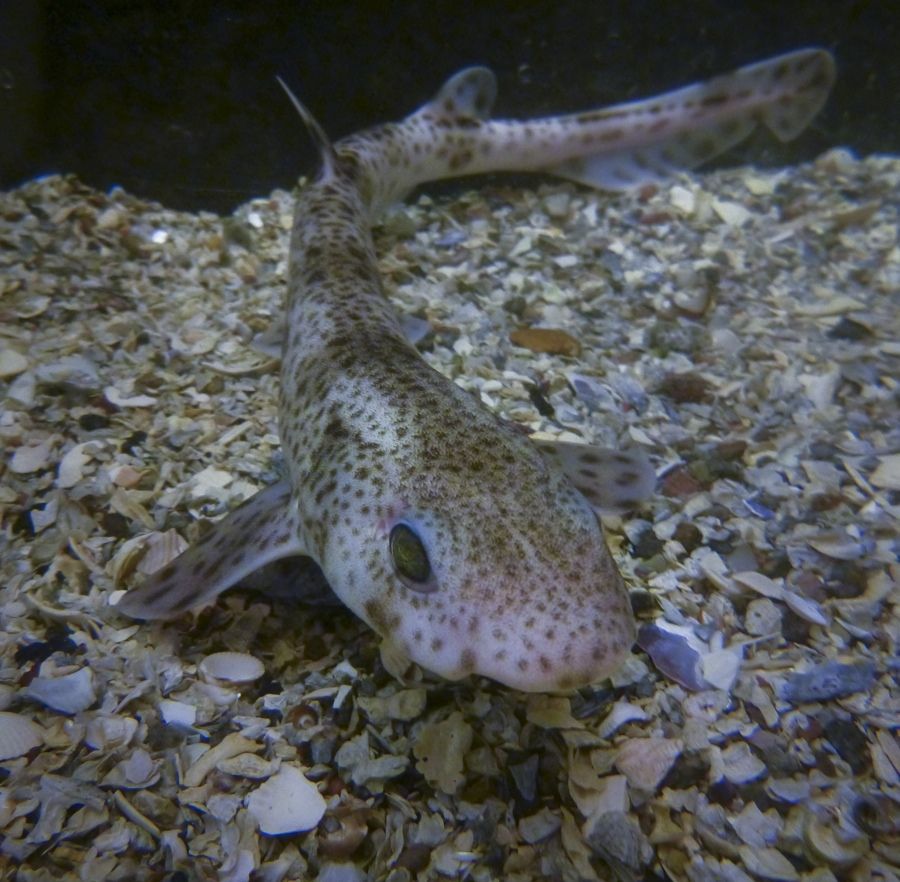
547, 47, 836, 190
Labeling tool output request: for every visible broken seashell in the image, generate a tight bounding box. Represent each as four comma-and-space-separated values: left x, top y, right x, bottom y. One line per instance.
712, 198, 752, 226
701, 645, 742, 691
158, 698, 198, 729
0, 711, 44, 759
525, 695, 583, 730
107, 463, 144, 488
869, 453, 900, 491
104, 385, 158, 407
10, 437, 57, 474
782, 660, 876, 704
356, 688, 427, 724
245, 764, 326, 835
804, 810, 869, 869
716, 742, 767, 784
637, 621, 709, 691
413, 711, 473, 795
102, 748, 160, 789
183, 733, 259, 787
56, 441, 100, 489
669, 185, 696, 214
25, 666, 96, 714
583, 811, 654, 878
596, 701, 649, 739
738, 844, 800, 880
217, 752, 278, 779
510, 327, 582, 357
808, 529, 871, 561
318, 799, 370, 859
0, 348, 28, 378
614, 738, 682, 792
794, 294, 866, 317
84, 714, 139, 750
519, 807, 562, 844
782, 589, 828, 626
199, 651, 265, 685
733, 570, 784, 600
745, 598, 783, 636
766, 778, 811, 804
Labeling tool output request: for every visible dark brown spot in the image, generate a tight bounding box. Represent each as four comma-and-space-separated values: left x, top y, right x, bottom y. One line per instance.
459, 648, 476, 673
364, 598, 388, 633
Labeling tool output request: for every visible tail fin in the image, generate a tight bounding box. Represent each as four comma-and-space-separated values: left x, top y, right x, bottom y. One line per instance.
549, 48, 836, 191
277, 76, 337, 177
752, 50, 836, 140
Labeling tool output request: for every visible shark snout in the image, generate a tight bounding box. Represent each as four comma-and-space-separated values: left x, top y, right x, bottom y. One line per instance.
397, 595, 635, 692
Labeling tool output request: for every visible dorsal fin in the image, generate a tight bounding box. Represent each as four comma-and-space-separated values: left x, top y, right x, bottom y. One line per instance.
277, 75, 337, 177
420, 66, 497, 122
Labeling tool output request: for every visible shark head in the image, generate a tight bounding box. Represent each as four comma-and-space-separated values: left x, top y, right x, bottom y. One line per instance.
308, 357, 640, 692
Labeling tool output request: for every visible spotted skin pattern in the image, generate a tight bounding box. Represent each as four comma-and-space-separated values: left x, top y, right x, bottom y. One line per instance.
117, 49, 834, 691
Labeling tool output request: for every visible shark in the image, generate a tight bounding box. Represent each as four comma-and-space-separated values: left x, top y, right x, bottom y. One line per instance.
116, 48, 835, 691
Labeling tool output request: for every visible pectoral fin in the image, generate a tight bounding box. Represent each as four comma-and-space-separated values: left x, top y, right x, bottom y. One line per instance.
116, 480, 307, 620
534, 439, 656, 515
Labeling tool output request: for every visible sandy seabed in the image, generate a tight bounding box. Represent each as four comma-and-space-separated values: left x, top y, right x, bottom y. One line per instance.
0, 149, 898, 881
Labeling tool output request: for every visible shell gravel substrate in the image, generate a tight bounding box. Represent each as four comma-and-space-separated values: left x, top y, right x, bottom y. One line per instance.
1, 151, 898, 881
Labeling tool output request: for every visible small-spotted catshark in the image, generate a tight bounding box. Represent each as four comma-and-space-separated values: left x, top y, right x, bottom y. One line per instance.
118, 49, 834, 691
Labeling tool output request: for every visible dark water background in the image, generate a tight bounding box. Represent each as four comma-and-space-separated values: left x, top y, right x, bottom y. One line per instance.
2, 0, 897, 213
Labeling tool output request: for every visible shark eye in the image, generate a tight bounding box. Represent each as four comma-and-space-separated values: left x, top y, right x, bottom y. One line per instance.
389, 523, 432, 589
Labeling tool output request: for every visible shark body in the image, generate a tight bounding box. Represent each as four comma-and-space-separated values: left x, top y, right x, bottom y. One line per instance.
118, 49, 835, 691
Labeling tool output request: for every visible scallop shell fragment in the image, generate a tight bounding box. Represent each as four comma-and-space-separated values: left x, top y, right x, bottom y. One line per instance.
0, 711, 44, 760
245, 764, 326, 835
199, 651, 265, 685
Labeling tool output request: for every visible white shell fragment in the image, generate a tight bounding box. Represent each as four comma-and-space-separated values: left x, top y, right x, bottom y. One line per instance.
245, 765, 326, 835
716, 743, 767, 784
183, 734, 259, 787
10, 437, 56, 474
614, 738, 682, 791
0, 712, 44, 759
84, 714, 139, 750
869, 452, 900, 490
0, 348, 29, 378
712, 197, 752, 226
103, 385, 158, 407
24, 666, 96, 714
158, 699, 198, 729
199, 651, 265, 685
217, 752, 278, 779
